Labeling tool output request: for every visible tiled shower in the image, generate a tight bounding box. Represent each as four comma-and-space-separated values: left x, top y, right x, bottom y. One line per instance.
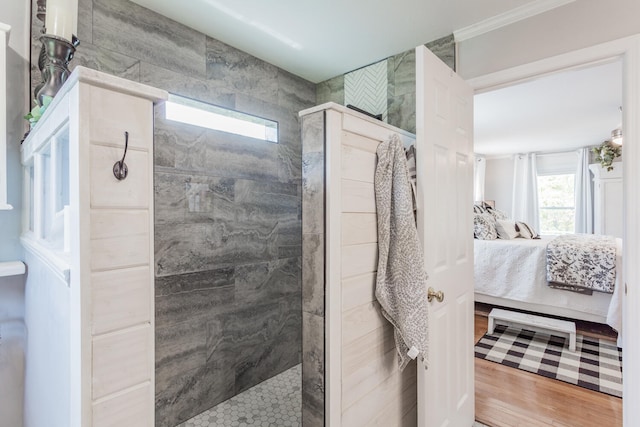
29, 0, 315, 425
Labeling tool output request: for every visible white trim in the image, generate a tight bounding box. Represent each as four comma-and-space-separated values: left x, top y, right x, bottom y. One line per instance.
21, 235, 71, 285
453, 0, 575, 42
621, 36, 640, 427
0, 23, 12, 210
467, 36, 637, 93
466, 34, 640, 426
0, 261, 25, 277
324, 108, 342, 426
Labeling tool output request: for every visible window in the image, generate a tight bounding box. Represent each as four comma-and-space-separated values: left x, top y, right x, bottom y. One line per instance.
165, 94, 278, 143
537, 173, 575, 235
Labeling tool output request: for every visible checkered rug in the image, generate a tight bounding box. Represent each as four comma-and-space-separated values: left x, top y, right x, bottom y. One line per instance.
475, 325, 622, 397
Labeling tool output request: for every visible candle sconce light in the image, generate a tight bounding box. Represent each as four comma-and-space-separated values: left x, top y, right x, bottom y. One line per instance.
35, 34, 79, 106
34, 0, 79, 107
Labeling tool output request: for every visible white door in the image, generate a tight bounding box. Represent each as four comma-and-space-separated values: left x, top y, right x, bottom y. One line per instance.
415, 45, 475, 427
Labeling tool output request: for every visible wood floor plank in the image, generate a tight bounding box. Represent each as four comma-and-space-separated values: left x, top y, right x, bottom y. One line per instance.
474, 307, 622, 427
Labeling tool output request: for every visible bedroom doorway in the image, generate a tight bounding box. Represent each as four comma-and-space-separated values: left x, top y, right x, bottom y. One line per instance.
467, 35, 640, 426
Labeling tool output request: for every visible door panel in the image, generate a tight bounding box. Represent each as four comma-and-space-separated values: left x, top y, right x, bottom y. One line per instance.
416, 45, 475, 427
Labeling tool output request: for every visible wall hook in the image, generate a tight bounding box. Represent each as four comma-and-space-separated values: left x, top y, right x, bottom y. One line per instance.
113, 131, 129, 181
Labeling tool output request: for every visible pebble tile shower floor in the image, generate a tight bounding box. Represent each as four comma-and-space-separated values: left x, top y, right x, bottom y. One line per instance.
177, 362, 491, 427
178, 364, 301, 427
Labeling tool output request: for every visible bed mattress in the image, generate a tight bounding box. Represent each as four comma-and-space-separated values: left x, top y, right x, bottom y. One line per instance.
474, 236, 622, 333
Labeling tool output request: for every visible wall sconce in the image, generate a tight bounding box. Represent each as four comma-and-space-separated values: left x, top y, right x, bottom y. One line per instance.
34, 0, 79, 107
611, 128, 623, 146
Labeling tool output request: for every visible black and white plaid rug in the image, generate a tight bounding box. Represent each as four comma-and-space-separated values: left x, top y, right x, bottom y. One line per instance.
475, 325, 622, 397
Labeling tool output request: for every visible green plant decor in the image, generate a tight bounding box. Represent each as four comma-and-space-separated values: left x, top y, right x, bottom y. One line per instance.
24, 96, 53, 127
591, 141, 622, 171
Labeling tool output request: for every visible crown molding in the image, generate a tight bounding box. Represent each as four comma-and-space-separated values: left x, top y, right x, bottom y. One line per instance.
454, 0, 575, 42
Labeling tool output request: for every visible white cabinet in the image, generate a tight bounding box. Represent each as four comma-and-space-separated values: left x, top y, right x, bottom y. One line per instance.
21, 67, 166, 427
590, 163, 623, 238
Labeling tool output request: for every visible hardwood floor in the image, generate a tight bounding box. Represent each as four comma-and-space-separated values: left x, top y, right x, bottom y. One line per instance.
474, 304, 622, 427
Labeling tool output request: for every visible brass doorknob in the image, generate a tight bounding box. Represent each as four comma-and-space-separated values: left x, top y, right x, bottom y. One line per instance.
427, 287, 444, 303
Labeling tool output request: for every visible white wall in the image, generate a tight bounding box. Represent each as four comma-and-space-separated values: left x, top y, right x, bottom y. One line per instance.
0, 0, 29, 261
23, 252, 71, 427
458, 0, 640, 79
484, 157, 513, 217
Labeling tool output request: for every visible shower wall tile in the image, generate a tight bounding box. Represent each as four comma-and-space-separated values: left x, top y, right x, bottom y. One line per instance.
426, 34, 456, 71
389, 50, 416, 98
154, 117, 208, 172
301, 110, 326, 425
206, 37, 279, 103
302, 233, 324, 317
77, 0, 93, 44
302, 151, 325, 235
73, 42, 141, 82
139, 62, 236, 110
155, 317, 208, 387
316, 74, 345, 105
46, 0, 315, 424
235, 258, 300, 304
388, 92, 417, 135
154, 223, 212, 276
155, 283, 235, 327
278, 142, 303, 183
92, 0, 206, 78
155, 267, 235, 297
277, 69, 318, 113
203, 133, 281, 183
302, 312, 325, 427
155, 358, 235, 427
233, 297, 302, 393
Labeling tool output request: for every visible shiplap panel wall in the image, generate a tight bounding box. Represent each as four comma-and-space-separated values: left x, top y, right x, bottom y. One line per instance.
338, 118, 417, 427
21, 68, 166, 426
83, 82, 161, 426
301, 103, 417, 427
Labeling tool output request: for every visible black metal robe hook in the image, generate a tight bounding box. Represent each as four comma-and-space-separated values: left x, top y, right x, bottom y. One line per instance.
113, 131, 129, 180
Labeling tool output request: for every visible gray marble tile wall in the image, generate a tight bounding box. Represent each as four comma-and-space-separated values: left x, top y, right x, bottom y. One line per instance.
301, 111, 326, 427
30, 1, 315, 426
317, 34, 456, 134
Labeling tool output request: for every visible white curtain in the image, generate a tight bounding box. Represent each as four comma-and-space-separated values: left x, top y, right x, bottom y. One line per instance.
574, 148, 593, 233
473, 156, 486, 202
511, 153, 540, 230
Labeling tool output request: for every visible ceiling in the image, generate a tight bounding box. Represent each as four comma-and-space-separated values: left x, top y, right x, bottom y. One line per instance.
474, 60, 623, 157
128, 0, 558, 83
126, 0, 615, 156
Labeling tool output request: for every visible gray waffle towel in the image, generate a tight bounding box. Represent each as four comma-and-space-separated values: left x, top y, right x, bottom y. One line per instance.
374, 134, 430, 370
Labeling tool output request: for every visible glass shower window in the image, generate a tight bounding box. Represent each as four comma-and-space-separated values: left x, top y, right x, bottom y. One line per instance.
165, 94, 278, 143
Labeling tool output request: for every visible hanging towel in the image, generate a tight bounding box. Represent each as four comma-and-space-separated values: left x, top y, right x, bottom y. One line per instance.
374, 134, 430, 371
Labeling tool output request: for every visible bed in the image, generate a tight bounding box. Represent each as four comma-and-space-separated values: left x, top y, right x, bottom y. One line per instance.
474, 236, 623, 342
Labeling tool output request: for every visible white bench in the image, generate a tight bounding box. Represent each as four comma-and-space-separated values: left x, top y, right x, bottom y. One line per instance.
488, 308, 577, 352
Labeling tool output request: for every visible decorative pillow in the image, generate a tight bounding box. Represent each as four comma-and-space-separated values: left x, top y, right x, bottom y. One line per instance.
486, 206, 509, 221
474, 213, 498, 240
473, 204, 487, 214
516, 221, 540, 239
495, 219, 519, 239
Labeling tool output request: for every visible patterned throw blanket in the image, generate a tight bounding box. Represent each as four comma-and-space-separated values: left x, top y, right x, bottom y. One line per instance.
546, 234, 617, 294
374, 134, 429, 371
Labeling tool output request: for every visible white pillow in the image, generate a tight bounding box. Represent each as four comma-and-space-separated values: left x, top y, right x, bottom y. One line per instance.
495, 220, 519, 239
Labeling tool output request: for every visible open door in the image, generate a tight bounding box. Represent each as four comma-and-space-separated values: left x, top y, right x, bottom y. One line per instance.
415, 45, 475, 426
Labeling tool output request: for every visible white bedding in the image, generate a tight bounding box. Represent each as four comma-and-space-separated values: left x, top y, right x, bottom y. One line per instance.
474, 236, 622, 337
